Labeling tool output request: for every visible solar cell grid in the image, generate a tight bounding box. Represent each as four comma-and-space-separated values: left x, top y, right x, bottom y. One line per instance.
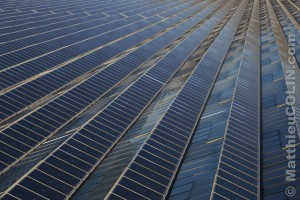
1, 1, 229, 197
212, 0, 260, 198
2, 4, 184, 83
106, 0, 248, 198
1, 0, 298, 199
0, 12, 184, 121
0, 0, 213, 126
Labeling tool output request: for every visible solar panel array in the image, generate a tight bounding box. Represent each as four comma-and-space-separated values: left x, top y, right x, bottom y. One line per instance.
0, 0, 223, 175
211, 0, 261, 198
1, 0, 230, 197
1, 0, 300, 199
260, 0, 300, 199
106, 0, 250, 198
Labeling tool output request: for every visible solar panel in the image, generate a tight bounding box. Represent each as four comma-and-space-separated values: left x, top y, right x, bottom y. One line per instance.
0, 2, 216, 175
1, 0, 298, 199
211, 0, 261, 198
0, 14, 181, 121
106, 0, 249, 198
1, 2, 231, 196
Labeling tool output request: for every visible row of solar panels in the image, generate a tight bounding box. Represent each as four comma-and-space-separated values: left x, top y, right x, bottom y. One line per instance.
0, 0, 147, 22
71, 51, 193, 199
0, 0, 220, 175
212, 0, 261, 198
166, 3, 245, 197
0, 2, 184, 69
0, 0, 134, 12
168, 39, 242, 200
0, 0, 237, 198
1, 2, 248, 198
0, 1, 209, 193
279, 0, 300, 24
0, 0, 181, 43
267, 0, 300, 197
0, 0, 120, 11
107, 0, 249, 199
0, 1, 209, 122
0, 0, 175, 28
0, 1, 119, 19
0, 1, 196, 74
0, 2, 207, 121
261, 0, 300, 198
269, 0, 300, 130
17, 0, 169, 16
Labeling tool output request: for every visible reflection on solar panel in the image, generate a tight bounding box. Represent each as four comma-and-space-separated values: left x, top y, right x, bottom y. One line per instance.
0, 0, 300, 199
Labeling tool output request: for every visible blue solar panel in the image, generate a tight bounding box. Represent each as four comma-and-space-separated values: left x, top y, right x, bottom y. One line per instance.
107, 0, 249, 198
0, 3, 229, 196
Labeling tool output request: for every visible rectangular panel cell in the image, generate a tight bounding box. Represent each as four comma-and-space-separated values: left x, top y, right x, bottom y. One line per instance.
29, 170, 73, 195
19, 177, 66, 199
